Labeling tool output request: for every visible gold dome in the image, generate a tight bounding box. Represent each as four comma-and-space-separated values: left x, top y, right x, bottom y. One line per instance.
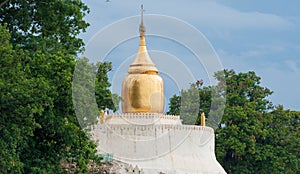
122, 5, 164, 113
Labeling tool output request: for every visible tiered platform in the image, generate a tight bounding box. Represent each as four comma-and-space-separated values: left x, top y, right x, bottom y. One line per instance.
91, 113, 226, 174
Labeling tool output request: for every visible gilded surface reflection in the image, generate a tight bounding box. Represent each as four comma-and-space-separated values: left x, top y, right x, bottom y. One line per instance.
122, 18, 164, 113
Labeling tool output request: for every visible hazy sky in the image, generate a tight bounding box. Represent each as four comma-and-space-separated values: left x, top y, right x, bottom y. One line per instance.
80, 0, 300, 111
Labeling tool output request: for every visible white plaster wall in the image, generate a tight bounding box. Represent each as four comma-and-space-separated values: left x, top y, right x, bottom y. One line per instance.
92, 124, 226, 174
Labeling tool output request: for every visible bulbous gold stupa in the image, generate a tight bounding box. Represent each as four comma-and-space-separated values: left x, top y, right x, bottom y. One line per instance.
122, 5, 164, 113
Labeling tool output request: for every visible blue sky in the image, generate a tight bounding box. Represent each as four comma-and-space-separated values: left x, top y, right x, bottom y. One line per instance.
80, 0, 300, 111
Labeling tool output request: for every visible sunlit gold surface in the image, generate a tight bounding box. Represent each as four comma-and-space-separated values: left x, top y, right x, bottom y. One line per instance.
100, 110, 104, 124
127, 35, 158, 74
122, 74, 164, 113
122, 15, 164, 113
201, 113, 206, 126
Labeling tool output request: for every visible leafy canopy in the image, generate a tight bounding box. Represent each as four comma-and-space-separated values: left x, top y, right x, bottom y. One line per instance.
167, 69, 299, 173
0, 0, 119, 173
0, 0, 89, 54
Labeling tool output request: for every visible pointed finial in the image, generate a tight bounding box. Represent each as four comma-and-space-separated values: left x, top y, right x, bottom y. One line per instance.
139, 4, 146, 36
140, 4, 145, 22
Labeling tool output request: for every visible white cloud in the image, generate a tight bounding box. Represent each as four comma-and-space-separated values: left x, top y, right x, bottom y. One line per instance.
181, 1, 293, 30
80, 0, 299, 110
218, 48, 300, 110
284, 60, 299, 73
259, 62, 300, 110
82, 0, 294, 34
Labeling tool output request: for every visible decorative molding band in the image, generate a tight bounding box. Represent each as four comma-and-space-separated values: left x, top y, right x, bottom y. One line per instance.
105, 113, 180, 122
94, 124, 214, 134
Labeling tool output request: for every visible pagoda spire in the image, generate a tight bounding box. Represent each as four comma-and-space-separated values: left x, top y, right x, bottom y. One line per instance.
139, 4, 146, 37
127, 4, 156, 74
121, 5, 164, 113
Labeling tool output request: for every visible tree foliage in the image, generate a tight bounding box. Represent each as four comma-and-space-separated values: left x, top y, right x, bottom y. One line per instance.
167, 69, 299, 173
0, 0, 118, 173
0, 23, 102, 173
0, 0, 89, 54
72, 58, 120, 128
167, 83, 212, 125
95, 61, 121, 112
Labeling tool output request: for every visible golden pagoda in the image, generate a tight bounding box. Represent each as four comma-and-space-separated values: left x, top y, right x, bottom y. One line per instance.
92, 6, 226, 174
121, 5, 164, 113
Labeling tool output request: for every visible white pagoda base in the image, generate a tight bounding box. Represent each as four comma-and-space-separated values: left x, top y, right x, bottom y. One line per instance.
92, 113, 226, 174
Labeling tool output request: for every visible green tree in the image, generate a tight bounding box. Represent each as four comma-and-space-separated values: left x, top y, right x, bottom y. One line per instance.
73, 58, 120, 128
0, 0, 114, 172
95, 61, 121, 112
0, 0, 89, 54
0, 24, 44, 173
167, 95, 181, 116
0, 24, 104, 173
167, 69, 299, 173
167, 83, 199, 124
167, 79, 224, 127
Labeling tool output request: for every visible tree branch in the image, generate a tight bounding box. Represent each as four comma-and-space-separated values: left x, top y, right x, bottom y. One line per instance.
0, 0, 10, 8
